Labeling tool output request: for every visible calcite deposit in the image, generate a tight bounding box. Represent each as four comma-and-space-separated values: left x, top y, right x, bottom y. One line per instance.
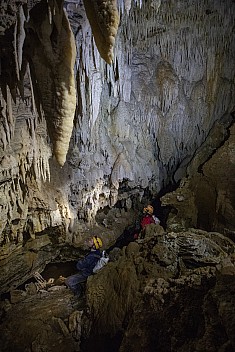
0, 1, 235, 350
0, 0, 234, 247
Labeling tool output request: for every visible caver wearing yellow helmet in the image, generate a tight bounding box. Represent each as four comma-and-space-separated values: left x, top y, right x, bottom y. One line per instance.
92, 236, 103, 249
65, 235, 103, 297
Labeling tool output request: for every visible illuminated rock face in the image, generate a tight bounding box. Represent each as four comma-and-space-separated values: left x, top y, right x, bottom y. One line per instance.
26, 0, 77, 167
0, 0, 234, 259
67, 0, 235, 226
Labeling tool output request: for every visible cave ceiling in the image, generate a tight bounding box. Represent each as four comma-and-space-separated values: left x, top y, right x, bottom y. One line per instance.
0, 2, 235, 350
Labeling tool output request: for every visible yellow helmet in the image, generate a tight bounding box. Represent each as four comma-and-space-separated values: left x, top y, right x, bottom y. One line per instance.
93, 236, 103, 249
143, 205, 154, 215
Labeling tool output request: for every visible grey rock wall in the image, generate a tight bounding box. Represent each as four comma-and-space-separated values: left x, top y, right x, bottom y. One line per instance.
65, 0, 235, 225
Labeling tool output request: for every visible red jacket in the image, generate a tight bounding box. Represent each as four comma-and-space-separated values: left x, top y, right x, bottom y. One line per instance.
141, 215, 155, 229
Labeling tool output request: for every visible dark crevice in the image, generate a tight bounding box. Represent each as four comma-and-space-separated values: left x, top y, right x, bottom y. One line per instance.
198, 112, 235, 174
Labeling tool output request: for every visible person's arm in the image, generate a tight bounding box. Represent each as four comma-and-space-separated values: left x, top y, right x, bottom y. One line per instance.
152, 215, 160, 224
76, 255, 89, 271
141, 216, 149, 228
76, 252, 100, 272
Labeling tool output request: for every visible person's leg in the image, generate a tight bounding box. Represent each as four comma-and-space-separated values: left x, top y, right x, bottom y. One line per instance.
65, 273, 87, 296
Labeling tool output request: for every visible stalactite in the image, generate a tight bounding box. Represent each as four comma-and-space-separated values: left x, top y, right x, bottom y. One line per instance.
1, 0, 233, 233
83, 0, 120, 65
27, 0, 77, 167
124, 0, 131, 14
47, 1, 53, 25
6, 87, 14, 142
14, 22, 20, 82
16, 5, 25, 75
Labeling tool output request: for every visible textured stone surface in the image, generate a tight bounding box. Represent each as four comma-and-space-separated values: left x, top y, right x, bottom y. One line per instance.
83, 0, 119, 64
1, 227, 234, 352
162, 124, 235, 235
82, 226, 235, 352
0, 0, 235, 301
0, 0, 234, 240
0, 1, 234, 350
0, 288, 83, 352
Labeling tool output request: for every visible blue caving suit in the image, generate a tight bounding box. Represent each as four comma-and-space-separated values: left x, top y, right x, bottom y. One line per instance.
65, 249, 101, 296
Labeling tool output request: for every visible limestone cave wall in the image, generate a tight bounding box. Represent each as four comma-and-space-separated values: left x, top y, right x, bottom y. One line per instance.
0, 0, 234, 291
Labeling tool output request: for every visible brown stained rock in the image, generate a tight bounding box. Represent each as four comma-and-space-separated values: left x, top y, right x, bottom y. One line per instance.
161, 178, 198, 232
151, 243, 176, 266
69, 310, 83, 341
124, 241, 140, 258
213, 272, 235, 349
82, 249, 141, 339
0, 235, 61, 295
0, 289, 83, 352
163, 124, 235, 235
198, 124, 235, 233
118, 265, 235, 352
10, 289, 27, 304
82, 228, 235, 352
0, 227, 234, 352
